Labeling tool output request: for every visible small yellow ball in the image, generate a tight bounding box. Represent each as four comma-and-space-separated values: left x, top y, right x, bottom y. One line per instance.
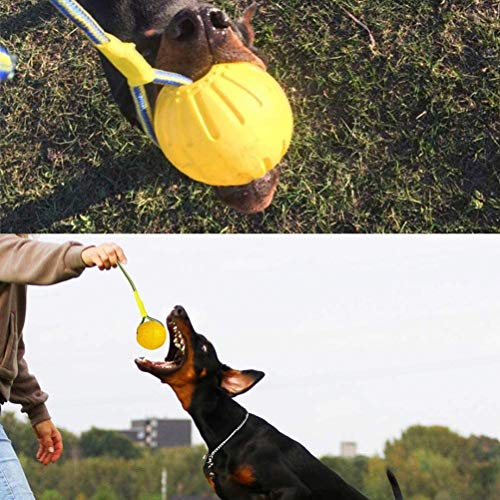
136, 320, 167, 350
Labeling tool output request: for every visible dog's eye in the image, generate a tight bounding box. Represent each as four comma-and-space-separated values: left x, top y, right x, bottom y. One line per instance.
201, 345, 208, 353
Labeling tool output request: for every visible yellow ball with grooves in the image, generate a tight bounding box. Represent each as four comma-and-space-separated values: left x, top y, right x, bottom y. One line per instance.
154, 62, 294, 186
136, 320, 167, 350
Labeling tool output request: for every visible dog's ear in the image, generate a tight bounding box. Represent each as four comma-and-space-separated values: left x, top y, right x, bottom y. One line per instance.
236, 2, 259, 47
220, 365, 265, 397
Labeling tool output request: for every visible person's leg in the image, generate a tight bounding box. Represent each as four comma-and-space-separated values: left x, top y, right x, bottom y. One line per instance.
0, 424, 35, 500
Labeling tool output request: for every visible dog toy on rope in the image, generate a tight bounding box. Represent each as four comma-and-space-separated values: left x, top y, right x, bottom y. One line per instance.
48, 0, 293, 186
0, 47, 16, 82
117, 262, 167, 350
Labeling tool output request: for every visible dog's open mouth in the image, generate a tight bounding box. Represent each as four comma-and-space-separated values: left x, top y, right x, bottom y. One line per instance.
135, 318, 187, 376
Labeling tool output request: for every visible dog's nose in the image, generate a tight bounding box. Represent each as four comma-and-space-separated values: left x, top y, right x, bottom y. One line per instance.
166, 7, 230, 42
203, 7, 231, 30
166, 9, 200, 41
173, 306, 187, 318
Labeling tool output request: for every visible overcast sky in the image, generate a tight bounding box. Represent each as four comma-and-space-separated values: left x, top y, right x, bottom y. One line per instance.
5, 235, 499, 457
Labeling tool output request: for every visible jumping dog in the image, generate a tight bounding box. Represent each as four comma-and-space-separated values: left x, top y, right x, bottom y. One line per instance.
136, 305, 404, 499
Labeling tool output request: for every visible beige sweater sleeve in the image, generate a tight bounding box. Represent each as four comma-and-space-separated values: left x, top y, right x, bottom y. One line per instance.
9, 336, 50, 426
0, 235, 86, 285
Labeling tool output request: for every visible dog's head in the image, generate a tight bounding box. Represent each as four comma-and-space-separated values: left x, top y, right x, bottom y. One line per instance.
148, 1, 265, 81
135, 305, 265, 410
143, 2, 281, 213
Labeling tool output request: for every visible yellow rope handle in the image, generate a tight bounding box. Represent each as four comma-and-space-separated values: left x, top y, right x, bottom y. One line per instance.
133, 290, 148, 318
97, 33, 156, 87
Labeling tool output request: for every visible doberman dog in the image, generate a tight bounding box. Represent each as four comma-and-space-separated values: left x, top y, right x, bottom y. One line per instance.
78, 0, 279, 213
136, 306, 404, 499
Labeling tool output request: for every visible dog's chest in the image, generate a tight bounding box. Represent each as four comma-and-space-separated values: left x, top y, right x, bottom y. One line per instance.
203, 460, 265, 499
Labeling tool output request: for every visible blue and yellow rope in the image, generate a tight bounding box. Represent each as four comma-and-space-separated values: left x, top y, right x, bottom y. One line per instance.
0, 46, 16, 82
132, 86, 158, 146
49, 0, 108, 44
48, 0, 192, 144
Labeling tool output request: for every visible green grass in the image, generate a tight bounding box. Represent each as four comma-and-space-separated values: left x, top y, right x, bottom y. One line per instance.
0, 0, 498, 232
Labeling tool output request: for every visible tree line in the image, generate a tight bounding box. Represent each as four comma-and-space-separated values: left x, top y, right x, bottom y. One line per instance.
1, 412, 499, 499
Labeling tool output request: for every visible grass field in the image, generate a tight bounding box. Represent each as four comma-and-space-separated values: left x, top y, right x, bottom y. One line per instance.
0, 0, 498, 233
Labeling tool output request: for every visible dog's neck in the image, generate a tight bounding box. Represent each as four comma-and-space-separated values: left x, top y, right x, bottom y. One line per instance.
188, 390, 248, 452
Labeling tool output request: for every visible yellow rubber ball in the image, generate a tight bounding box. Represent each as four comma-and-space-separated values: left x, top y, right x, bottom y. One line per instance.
136, 320, 167, 350
154, 62, 294, 186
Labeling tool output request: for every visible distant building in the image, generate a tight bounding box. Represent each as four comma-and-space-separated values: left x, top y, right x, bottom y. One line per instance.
119, 418, 191, 449
340, 441, 357, 458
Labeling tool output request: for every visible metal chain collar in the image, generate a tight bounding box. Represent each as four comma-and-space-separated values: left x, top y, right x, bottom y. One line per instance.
204, 412, 250, 478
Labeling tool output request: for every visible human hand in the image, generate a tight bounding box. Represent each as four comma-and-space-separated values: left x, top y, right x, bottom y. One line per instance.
34, 419, 63, 465
81, 243, 127, 270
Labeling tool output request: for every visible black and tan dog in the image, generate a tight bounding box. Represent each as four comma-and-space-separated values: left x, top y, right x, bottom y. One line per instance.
79, 0, 279, 213
136, 306, 404, 499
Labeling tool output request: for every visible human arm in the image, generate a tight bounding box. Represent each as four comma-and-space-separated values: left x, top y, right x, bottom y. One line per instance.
8, 336, 62, 464
0, 235, 86, 285
0, 236, 128, 284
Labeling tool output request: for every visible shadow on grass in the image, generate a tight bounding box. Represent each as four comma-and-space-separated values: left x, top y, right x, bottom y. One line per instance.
0, 3, 54, 39
0, 147, 179, 232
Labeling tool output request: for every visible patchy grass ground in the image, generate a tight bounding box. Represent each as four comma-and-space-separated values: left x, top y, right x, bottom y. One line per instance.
0, 0, 498, 232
